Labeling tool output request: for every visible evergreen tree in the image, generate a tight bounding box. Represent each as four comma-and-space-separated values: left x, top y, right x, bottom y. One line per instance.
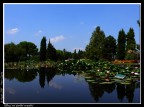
40, 36, 46, 61
85, 26, 105, 61
47, 40, 57, 61
117, 29, 126, 60
126, 28, 136, 51
103, 35, 116, 61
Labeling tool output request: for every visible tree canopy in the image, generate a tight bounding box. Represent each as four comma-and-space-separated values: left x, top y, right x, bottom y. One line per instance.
5, 41, 38, 62
4, 26, 139, 62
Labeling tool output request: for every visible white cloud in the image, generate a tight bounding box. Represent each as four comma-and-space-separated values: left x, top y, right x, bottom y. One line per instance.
7, 28, 19, 35
35, 30, 43, 36
50, 35, 64, 43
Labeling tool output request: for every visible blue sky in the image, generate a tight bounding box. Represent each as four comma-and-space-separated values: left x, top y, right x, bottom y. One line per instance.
4, 3, 140, 52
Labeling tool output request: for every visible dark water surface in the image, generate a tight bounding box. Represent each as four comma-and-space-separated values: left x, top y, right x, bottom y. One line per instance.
4, 68, 140, 103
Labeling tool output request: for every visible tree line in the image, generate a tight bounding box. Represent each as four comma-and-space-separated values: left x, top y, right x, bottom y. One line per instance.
4, 39, 85, 62
85, 26, 140, 61
4, 26, 140, 62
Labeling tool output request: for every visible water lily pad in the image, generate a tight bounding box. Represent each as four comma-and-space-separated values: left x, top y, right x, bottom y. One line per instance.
120, 82, 131, 85
85, 76, 93, 79
91, 81, 98, 84
99, 82, 113, 84
132, 76, 139, 78
86, 79, 95, 82
112, 78, 123, 82
126, 78, 131, 81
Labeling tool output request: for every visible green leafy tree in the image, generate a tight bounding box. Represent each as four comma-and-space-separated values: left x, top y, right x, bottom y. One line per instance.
85, 26, 105, 61
117, 29, 126, 60
4, 41, 38, 62
17, 41, 38, 60
47, 40, 57, 61
5, 42, 19, 62
103, 35, 116, 61
40, 36, 47, 61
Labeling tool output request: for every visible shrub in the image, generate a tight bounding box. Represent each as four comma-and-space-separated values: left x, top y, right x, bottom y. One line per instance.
125, 53, 137, 60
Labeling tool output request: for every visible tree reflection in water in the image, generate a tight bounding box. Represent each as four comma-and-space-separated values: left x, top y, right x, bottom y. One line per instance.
88, 81, 138, 103
38, 67, 57, 88
125, 82, 135, 102
4, 69, 140, 103
38, 67, 46, 88
116, 83, 125, 102
5, 69, 37, 82
45, 68, 57, 85
117, 81, 136, 102
88, 83, 115, 102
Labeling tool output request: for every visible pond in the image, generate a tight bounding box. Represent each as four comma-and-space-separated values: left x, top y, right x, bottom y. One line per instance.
4, 68, 140, 104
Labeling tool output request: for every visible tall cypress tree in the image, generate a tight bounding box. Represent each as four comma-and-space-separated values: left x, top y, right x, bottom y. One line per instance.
40, 36, 46, 61
117, 29, 126, 60
47, 40, 57, 61
126, 28, 136, 52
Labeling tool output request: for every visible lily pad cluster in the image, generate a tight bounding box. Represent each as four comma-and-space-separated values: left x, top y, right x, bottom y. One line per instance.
57, 59, 140, 85
57, 59, 93, 71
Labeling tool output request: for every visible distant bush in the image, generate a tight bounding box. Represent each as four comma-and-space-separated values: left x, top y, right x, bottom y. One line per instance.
125, 53, 138, 60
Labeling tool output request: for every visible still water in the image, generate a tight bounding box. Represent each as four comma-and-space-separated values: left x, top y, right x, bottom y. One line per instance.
4, 68, 140, 103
